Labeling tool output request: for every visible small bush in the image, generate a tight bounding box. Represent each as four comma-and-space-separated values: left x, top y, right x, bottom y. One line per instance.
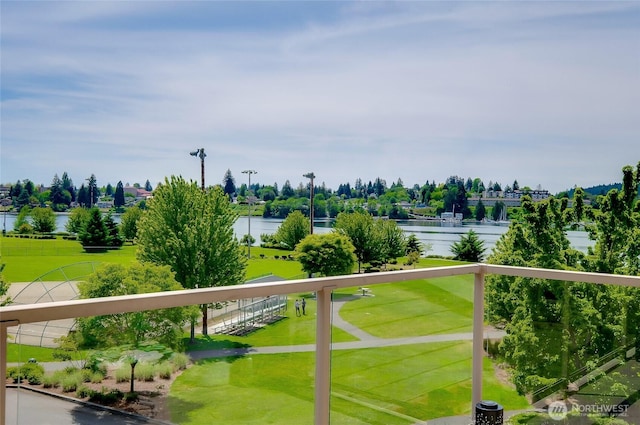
89, 387, 123, 405
135, 362, 155, 382
124, 391, 139, 402
76, 385, 96, 399
42, 374, 59, 388
156, 362, 174, 379
7, 363, 45, 384
80, 369, 93, 382
90, 371, 105, 384
115, 366, 130, 383
171, 353, 190, 371
61, 375, 80, 392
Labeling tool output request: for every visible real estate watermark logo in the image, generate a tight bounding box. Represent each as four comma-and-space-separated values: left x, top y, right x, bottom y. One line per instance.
548, 401, 568, 421
548, 401, 628, 421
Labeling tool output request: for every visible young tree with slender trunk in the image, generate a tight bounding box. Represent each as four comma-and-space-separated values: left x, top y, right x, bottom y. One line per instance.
136, 176, 246, 341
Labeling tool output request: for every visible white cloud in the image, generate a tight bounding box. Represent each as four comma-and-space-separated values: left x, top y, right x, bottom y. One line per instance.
1, 1, 638, 192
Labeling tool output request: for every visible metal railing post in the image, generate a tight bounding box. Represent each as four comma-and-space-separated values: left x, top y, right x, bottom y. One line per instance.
472, 266, 486, 419
1, 321, 18, 425
314, 287, 334, 425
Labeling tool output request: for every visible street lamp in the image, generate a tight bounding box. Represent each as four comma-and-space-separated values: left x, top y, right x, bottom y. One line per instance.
242, 169, 257, 258
190, 148, 206, 191
303, 172, 315, 234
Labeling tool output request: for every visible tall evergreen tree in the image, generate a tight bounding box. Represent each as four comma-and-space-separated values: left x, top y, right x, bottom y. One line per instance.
61, 172, 75, 202
222, 169, 236, 199
114, 181, 126, 208
79, 208, 109, 249
87, 174, 99, 207
145, 179, 153, 191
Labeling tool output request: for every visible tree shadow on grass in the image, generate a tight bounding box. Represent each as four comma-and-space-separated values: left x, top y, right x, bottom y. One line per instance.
184, 335, 253, 363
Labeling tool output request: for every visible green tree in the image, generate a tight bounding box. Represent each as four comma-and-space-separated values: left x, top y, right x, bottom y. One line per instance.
104, 212, 123, 248
450, 230, 486, 262
114, 181, 126, 208
484, 194, 609, 393
49, 174, 70, 211
240, 234, 256, 248
136, 176, 246, 339
65, 207, 90, 234
280, 180, 295, 199
76, 263, 195, 349
492, 201, 506, 221
0, 264, 11, 306
375, 219, 406, 266
275, 210, 309, 249
87, 174, 99, 207
16, 188, 30, 210
77, 184, 89, 207
120, 206, 142, 243
78, 208, 109, 250
30, 207, 56, 233
406, 234, 423, 256
13, 206, 31, 233
475, 200, 486, 221
61, 172, 75, 202
145, 179, 153, 192
334, 210, 382, 273
295, 233, 356, 277
222, 169, 236, 199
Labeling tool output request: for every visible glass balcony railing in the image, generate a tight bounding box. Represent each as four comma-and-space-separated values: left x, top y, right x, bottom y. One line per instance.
2, 264, 639, 425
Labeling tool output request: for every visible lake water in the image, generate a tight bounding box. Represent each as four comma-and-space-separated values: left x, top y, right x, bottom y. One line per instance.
2, 213, 592, 257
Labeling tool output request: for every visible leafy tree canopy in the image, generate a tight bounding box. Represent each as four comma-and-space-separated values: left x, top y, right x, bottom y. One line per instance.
295, 233, 356, 277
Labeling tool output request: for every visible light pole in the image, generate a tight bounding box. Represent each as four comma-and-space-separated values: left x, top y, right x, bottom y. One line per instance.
242, 169, 257, 258
190, 148, 206, 191
189, 148, 207, 337
303, 172, 315, 234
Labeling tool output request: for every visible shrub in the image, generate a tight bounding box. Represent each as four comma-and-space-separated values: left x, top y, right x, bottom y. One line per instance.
80, 368, 93, 382
42, 374, 59, 388
156, 362, 174, 379
115, 366, 130, 383
61, 375, 80, 392
135, 362, 155, 382
124, 391, 139, 402
7, 363, 45, 384
90, 371, 105, 384
89, 387, 123, 405
171, 353, 190, 371
76, 385, 96, 399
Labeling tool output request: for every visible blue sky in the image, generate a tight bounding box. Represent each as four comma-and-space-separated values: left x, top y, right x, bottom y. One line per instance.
1, 1, 638, 193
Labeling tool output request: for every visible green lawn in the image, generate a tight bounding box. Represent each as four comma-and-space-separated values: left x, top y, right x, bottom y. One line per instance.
1, 236, 303, 283
170, 342, 529, 425
336, 275, 474, 338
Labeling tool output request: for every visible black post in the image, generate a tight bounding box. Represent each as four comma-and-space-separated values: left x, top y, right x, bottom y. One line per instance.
475, 400, 503, 425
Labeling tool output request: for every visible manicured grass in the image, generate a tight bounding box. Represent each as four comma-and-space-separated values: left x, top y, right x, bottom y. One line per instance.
5, 342, 89, 363
336, 275, 474, 338
170, 342, 529, 424
1, 236, 303, 283
6, 343, 59, 362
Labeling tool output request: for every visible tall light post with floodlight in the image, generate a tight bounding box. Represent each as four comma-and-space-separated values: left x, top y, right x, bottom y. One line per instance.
242, 169, 257, 258
190, 148, 206, 191
303, 172, 315, 234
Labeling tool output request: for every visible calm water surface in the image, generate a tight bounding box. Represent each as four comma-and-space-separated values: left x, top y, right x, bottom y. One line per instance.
3, 213, 592, 257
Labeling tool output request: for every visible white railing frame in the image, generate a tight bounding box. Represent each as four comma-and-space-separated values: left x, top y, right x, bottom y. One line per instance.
2, 264, 640, 425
